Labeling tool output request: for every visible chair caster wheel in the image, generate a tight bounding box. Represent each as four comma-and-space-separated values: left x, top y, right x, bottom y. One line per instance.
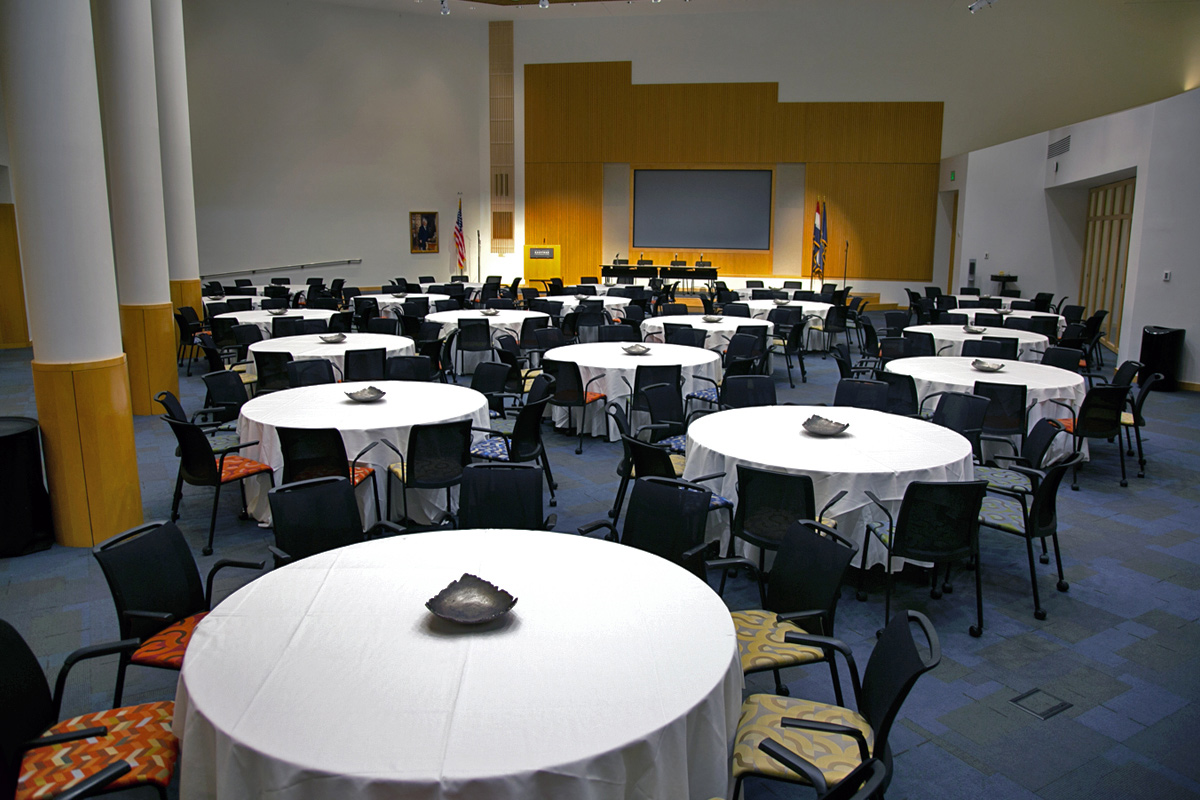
1071, 484, 1080, 491
930, 589, 943, 599
856, 591, 868, 602
170, 513, 180, 522
942, 583, 954, 594
575, 448, 583, 455
1120, 480, 1128, 487
1057, 580, 1069, 592
875, 628, 884, 639
776, 686, 790, 697
550, 499, 557, 507
1039, 554, 1050, 564
202, 547, 213, 556
969, 626, 982, 638
1034, 609, 1047, 620
239, 512, 251, 520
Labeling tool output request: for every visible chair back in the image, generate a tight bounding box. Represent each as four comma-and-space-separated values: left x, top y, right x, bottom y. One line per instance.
632, 364, 682, 413
92, 520, 206, 641
1127, 373, 1163, 426
286, 358, 337, 387
328, 310, 354, 332
766, 522, 859, 628
599, 325, 638, 343
386, 355, 433, 382
162, 416, 222, 487
834, 378, 889, 411
225, 297, 252, 312
665, 326, 707, 348
254, 350, 293, 392
939, 313, 968, 326
981, 336, 1019, 360
1108, 359, 1143, 389
1041, 346, 1083, 372
302, 318, 329, 335
721, 375, 776, 408
874, 371, 918, 416
1026, 454, 1084, 538
272, 316, 304, 338
620, 477, 712, 577
902, 330, 936, 357
1061, 305, 1086, 324
723, 302, 751, 318
344, 348, 387, 382
928, 391, 989, 456
859, 611, 941, 757
1075, 384, 1127, 439
210, 316, 238, 348
366, 317, 399, 336
457, 319, 492, 352
1020, 419, 1064, 468
1010, 299, 1037, 311
892, 481, 987, 564
733, 467, 816, 553
200, 370, 249, 422
458, 464, 546, 530
0, 618, 58, 787
470, 362, 515, 415
405, 419, 473, 489
640, 381, 687, 440
974, 312, 1004, 327
268, 477, 365, 565
882, 310, 910, 337
974, 381, 1028, 438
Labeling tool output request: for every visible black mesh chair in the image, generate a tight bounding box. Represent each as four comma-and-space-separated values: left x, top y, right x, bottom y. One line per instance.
864, 481, 989, 636
366, 316, 399, 336
974, 381, 1033, 457
719, 466, 846, 592
301, 318, 329, 335
468, 361, 519, 419
939, 313, 968, 326
972, 312, 1004, 327
1061, 305, 1086, 324
267, 477, 402, 568
275, 427, 379, 523
710, 520, 857, 700
386, 355, 433, 381
162, 416, 274, 556
381, 419, 473, 526
230, 323, 263, 362
91, 520, 263, 705
198, 370, 250, 425
1040, 346, 1084, 372
457, 463, 556, 530
729, 610, 940, 799
979, 454, 1083, 619
456, 319, 494, 374
775, 322, 809, 387
225, 297, 252, 312
0, 618, 181, 800
874, 371, 919, 417
544, 359, 606, 454
882, 310, 910, 338
920, 391, 990, 460
270, 316, 303, 338
960, 286, 981, 295
623, 363, 682, 420
468, 386, 557, 505
724, 302, 751, 318
260, 297, 288, 311
579, 476, 716, 579
902, 329, 939, 357
1054, 383, 1130, 488
343, 348, 387, 382
980, 335, 1019, 360
328, 310, 354, 332
599, 325, 638, 343
1122, 373, 1163, 479
718, 374, 778, 409
285, 358, 337, 387
833, 379, 888, 411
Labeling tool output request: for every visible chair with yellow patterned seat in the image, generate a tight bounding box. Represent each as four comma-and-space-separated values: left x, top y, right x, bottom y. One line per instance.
1, 618, 180, 800
380, 419, 474, 527
276, 427, 381, 525
709, 520, 857, 704
91, 521, 264, 707
730, 610, 940, 800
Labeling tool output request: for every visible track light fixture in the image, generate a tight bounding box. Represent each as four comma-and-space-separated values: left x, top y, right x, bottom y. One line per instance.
440, 0, 449, 13
539, 0, 549, 7
968, 0, 997, 13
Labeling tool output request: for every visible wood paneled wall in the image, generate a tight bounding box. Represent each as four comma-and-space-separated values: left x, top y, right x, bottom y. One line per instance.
524, 62, 942, 284
0, 205, 31, 347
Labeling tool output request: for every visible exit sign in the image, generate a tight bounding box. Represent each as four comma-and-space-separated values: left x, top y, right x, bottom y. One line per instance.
950, 170, 956, 182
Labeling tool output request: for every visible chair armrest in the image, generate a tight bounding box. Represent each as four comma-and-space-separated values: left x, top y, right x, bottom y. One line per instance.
366, 521, 408, 538
779, 717, 872, 763
577, 519, 617, 540
213, 439, 260, 456
818, 490, 848, 519
775, 609, 829, 628
268, 546, 292, 569
862, 490, 894, 532
53, 761, 133, 800
705, 556, 759, 578
543, 514, 558, 530
121, 609, 174, 625
688, 471, 726, 484
22, 727, 110, 753
350, 441, 379, 473
51, 638, 142, 717
205, 559, 265, 607
583, 373, 607, 393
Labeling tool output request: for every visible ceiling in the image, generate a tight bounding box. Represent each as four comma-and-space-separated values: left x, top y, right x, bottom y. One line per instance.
320, 0, 816, 21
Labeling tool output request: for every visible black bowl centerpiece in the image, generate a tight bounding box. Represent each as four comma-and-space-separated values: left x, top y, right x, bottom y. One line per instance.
426, 573, 517, 625
802, 415, 850, 437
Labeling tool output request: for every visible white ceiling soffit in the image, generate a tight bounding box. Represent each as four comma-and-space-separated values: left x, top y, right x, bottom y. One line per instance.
317, 0, 807, 21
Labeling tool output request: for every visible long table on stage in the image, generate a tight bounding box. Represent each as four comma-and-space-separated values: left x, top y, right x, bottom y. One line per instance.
600, 264, 660, 280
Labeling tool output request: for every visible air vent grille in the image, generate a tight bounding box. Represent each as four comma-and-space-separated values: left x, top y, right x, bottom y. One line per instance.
1048, 136, 1071, 159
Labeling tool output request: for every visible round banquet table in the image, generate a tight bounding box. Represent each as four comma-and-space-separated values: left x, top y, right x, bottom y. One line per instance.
216, 309, 337, 338
904, 324, 1049, 361
543, 342, 721, 441
555, 295, 630, 318
683, 405, 975, 569
885, 356, 1086, 460
742, 299, 831, 322
365, 292, 451, 317
957, 308, 1066, 337
951, 294, 1015, 310
175, 530, 742, 800
237, 381, 489, 525
640, 316, 772, 351
244, 333, 414, 378
426, 309, 550, 374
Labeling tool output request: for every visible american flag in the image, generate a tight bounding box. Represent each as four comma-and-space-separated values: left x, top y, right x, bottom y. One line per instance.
454, 199, 465, 274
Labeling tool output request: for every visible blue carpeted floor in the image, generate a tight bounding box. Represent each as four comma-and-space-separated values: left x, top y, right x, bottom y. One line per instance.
2, 314, 1198, 799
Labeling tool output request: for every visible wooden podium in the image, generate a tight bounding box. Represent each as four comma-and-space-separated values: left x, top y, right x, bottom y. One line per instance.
524, 244, 560, 282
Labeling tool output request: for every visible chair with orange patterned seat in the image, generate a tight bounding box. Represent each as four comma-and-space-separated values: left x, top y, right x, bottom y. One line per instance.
163, 416, 275, 556
543, 359, 607, 454
92, 521, 263, 707
276, 427, 381, 525
1, 617, 179, 800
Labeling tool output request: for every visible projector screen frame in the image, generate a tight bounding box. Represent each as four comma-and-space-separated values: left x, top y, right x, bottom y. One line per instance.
628, 164, 776, 257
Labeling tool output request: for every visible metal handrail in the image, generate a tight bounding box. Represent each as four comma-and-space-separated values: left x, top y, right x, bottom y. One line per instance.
201, 258, 361, 280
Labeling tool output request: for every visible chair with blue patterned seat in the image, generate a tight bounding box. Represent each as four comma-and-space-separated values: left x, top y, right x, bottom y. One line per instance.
728, 610, 940, 800
978, 453, 1083, 620
468, 378, 557, 507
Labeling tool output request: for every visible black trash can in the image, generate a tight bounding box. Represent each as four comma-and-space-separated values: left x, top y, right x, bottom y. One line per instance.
0, 417, 54, 557
1138, 326, 1185, 392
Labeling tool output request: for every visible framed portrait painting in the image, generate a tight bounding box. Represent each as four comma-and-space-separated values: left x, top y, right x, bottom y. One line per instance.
410, 212, 439, 254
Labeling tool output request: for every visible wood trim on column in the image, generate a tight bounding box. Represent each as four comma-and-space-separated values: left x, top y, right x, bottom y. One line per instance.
120, 302, 179, 415
0, 204, 31, 348
32, 355, 143, 547
170, 278, 202, 315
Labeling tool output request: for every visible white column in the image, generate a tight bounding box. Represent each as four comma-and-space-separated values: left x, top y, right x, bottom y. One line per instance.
151, 0, 200, 286
91, 0, 171, 306
0, 0, 123, 362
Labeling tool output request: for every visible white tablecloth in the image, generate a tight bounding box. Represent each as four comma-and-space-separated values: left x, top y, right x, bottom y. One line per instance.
951, 294, 1015, 310
742, 299, 831, 322
175, 530, 742, 800
245, 333, 414, 378
544, 342, 721, 440
957, 309, 1066, 337
904, 324, 1049, 361
217, 309, 337, 338
683, 405, 975, 569
555, 295, 630, 318
365, 292, 452, 317
885, 356, 1086, 459
641, 317, 773, 350
237, 381, 489, 525
426, 309, 550, 374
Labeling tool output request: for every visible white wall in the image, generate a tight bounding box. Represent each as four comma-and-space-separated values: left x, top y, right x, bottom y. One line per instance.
958, 88, 1200, 385
183, 0, 489, 286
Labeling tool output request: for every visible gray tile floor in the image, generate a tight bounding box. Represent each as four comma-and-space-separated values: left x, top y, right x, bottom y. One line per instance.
2, 317, 1198, 799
